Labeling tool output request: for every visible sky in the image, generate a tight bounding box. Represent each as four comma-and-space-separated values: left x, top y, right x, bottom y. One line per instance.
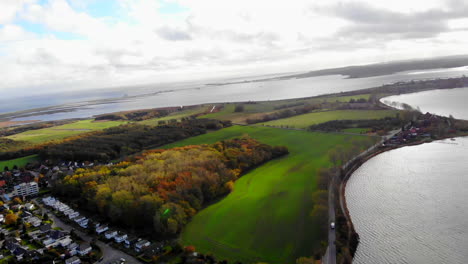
1, 0, 468, 96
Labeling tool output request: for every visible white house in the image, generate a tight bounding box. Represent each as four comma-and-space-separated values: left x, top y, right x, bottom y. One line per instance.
104, 230, 117, 240
65, 256, 81, 264
135, 240, 151, 252
68, 212, 79, 219
114, 232, 127, 243
95, 225, 108, 234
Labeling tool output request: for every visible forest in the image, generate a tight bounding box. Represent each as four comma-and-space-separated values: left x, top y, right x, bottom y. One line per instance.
0, 119, 230, 162
53, 137, 289, 237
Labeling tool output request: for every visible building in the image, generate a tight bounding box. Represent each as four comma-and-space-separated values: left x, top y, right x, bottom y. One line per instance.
124, 236, 138, 248
96, 225, 108, 234
65, 256, 81, 264
104, 230, 117, 240
12, 182, 39, 197
78, 243, 92, 256
114, 232, 127, 243
135, 240, 151, 252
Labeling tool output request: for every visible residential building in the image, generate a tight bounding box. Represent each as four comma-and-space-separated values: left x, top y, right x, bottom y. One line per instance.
135, 240, 151, 252
12, 182, 39, 197
96, 225, 108, 234
65, 256, 81, 264
104, 230, 117, 240
78, 243, 92, 256
114, 232, 127, 243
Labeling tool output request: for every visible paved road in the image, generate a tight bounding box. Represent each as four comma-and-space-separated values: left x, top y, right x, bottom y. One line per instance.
44, 208, 142, 264
325, 177, 337, 264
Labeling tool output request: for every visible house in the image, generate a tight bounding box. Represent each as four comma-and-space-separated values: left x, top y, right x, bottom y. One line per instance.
42, 238, 55, 247
134, 239, 151, 252
68, 211, 79, 219
78, 243, 92, 256
24, 203, 35, 211
65, 256, 81, 264
49, 230, 67, 240
58, 237, 73, 247
74, 216, 86, 223
114, 232, 127, 243
78, 218, 88, 228
124, 236, 138, 248
39, 224, 52, 233
96, 225, 108, 234
104, 230, 117, 240
67, 242, 79, 256
63, 209, 74, 216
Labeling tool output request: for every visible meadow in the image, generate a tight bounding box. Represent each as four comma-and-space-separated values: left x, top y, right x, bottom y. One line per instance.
0, 155, 39, 172
260, 110, 397, 129
199, 94, 373, 124
164, 126, 377, 263
6, 119, 126, 144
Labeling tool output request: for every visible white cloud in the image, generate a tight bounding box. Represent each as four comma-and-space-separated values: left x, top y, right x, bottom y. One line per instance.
0, 0, 468, 96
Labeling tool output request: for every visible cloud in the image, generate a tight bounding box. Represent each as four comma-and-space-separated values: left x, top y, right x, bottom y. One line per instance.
1, 0, 468, 96
328, 0, 468, 39
155, 26, 192, 41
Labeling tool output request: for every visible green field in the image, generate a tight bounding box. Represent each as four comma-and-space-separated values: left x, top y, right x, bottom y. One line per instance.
139, 106, 209, 126
6, 119, 126, 143
260, 110, 397, 129
0, 155, 39, 172
164, 126, 376, 263
199, 94, 374, 124
342, 127, 371, 134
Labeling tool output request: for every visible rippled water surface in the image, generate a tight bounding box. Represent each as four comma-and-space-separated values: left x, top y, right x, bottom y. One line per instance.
346, 138, 468, 264
2, 66, 467, 121
382, 87, 468, 120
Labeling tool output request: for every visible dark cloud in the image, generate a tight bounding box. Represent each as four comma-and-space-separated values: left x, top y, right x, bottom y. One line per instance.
155, 26, 192, 41
328, 1, 468, 39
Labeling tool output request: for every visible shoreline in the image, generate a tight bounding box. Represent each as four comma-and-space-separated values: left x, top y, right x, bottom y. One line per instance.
339, 133, 468, 261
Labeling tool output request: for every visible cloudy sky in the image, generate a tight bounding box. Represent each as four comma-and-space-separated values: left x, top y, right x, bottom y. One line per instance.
1, 0, 468, 96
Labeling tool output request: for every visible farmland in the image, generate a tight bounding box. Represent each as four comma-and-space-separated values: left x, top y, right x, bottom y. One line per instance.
6, 119, 127, 144
0, 155, 39, 172
260, 110, 397, 129
164, 126, 377, 263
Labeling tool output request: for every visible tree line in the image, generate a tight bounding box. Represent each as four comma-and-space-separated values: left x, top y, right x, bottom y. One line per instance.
0, 119, 231, 162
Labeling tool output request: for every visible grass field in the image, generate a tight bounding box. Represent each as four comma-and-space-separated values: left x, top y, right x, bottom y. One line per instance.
199, 94, 374, 124
260, 110, 397, 129
0, 155, 39, 172
164, 126, 376, 263
342, 127, 371, 134
139, 106, 210, 126
6, 119, 126, 143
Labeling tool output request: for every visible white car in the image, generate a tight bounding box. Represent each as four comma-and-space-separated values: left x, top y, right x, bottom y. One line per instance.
330, 222, 335, 229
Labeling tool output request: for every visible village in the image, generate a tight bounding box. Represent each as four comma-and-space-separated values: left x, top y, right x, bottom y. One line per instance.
382, 112, 458, 147
0, 161, 169, 264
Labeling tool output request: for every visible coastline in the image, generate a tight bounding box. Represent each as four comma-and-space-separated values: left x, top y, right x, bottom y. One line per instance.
339, 130, 468, 262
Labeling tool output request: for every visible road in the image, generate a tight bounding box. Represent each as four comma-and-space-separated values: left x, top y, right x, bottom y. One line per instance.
325, 176, 337, 264
44, 208, 142, 264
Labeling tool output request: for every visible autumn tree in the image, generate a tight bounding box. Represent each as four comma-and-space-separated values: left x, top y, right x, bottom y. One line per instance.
5, 213, 18, 225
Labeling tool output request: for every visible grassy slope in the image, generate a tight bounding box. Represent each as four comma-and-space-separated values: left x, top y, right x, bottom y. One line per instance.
164, 126, 376, 263
0, 155, 39, 172
261, 110, 397, 129
6, 119, 126, 143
